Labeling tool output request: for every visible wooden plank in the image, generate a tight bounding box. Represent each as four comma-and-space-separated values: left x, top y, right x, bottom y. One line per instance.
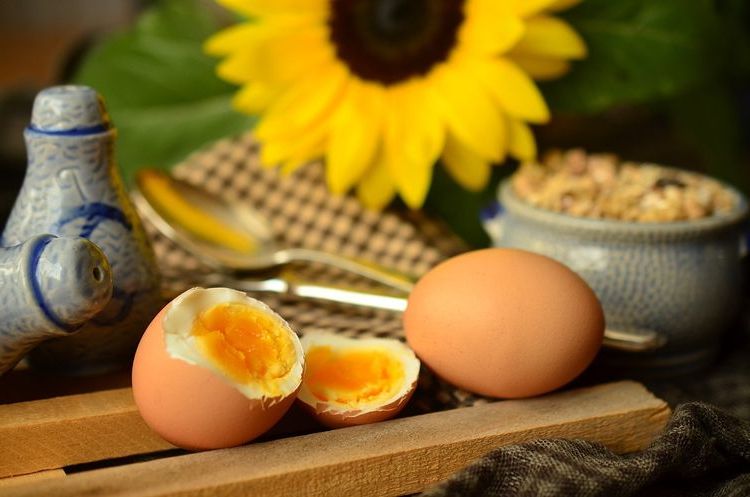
0, 469, 66, 488
2, 381, 670, 497
0, 365, 131, 405
0, 388, 174, 477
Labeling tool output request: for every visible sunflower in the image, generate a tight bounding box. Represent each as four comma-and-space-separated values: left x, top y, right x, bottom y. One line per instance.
206, 0, 586, 209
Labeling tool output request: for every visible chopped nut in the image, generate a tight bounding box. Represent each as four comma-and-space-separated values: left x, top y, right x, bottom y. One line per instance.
684, 197, 707, 219
511, 150, 736, 222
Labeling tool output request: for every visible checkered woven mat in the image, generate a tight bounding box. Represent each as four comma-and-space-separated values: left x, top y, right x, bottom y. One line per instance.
144, 133, 489, 414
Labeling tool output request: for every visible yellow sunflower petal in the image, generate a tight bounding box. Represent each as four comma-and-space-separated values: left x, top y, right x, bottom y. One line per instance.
216, 0, 326, 18
206, 16, 326, 56
255, 63, 347, 140
442, 136, 491, 191
280, 137, 326, 175
232, 82, 279, 114
261, 27, 332, 83
461, 0, 524, 55
357, 155, 397, 210
510, 53, 571, 80
205, 23, 259, 56
513, 16, 587, 59
259, 106, 332, 168
508, 119, 537, 161
259, 138, 295, 167
382, 81, 443, 209
326, 82, 384, 194
469, 57, 549, 124
430, 61, 507, 162
258, 126, 327, 168
215, 26, 330, 84
259, 117, 329, 168
216, 51, 258, 84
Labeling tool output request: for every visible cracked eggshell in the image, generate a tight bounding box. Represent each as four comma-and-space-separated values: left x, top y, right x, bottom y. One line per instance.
296, 333, 420, 429
132, 288, 304, 450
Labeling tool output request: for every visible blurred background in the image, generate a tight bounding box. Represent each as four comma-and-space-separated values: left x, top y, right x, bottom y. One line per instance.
1, 0, 749, 245
0, 0, 138, 226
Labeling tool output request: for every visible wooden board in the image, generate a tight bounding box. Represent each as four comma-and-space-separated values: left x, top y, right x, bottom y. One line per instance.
0, 381, 670, 497
0, 470, 66, 489
0, 388, 173, 477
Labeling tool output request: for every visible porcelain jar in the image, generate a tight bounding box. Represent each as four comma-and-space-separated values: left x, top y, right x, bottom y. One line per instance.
2, 85, 162, 374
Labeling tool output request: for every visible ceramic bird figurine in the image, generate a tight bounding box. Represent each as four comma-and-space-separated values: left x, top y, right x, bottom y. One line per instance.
0, 234, 113, 374
2, 85, 162, 374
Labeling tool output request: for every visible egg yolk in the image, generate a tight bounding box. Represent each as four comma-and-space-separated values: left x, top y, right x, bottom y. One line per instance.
191, 303, 296, 391
303, 346, 405, 407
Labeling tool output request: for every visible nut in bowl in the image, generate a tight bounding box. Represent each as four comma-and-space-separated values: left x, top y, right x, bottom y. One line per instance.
483, 150, 749, 376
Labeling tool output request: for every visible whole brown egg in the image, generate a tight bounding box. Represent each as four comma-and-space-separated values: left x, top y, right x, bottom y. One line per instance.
403, 248, 604, 398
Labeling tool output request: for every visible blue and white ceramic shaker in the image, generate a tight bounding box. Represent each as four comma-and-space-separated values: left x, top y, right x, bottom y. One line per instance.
2, 85, 162, 374
0, 234, 113, 375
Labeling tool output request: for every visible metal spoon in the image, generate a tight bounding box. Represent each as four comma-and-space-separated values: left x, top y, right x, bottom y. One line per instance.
131, 169, 415, 294
134, 169, 664, 353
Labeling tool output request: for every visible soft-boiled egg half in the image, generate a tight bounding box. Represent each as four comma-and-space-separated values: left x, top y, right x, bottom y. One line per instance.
297, 333, 420, 428
132, 287, 304, 450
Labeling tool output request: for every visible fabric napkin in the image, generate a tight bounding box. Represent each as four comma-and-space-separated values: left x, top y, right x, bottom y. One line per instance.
420, 402, 750, 497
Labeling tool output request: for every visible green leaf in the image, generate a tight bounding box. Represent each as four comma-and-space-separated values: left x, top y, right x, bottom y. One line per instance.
719, 0, 750, 79
114, 94, 252, 179
73, 0, 253, 182
424, 165, 511, 248
545, 0, 725, 113
669, 84, 749, 194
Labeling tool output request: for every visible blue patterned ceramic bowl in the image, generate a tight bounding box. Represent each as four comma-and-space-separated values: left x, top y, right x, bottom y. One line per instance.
483, 179, 749, 376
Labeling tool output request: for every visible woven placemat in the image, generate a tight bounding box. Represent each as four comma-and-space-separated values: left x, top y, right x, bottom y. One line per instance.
143, 133, 489, 414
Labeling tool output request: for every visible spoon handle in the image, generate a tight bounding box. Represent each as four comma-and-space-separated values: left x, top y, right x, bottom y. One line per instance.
286, 281, 664, 352
174, 273, 408, 312
280, 248, 416, 294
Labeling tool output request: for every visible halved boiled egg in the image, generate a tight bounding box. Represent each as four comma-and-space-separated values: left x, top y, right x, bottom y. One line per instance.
297, 333, 420, 428
132, 287, 304, 450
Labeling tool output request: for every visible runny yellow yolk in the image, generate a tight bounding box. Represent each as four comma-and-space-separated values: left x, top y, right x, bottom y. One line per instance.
191, 303, 296, 393
303, 346, 405, 407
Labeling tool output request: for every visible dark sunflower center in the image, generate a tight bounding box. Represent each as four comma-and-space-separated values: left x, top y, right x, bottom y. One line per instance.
329, 0, 465, 85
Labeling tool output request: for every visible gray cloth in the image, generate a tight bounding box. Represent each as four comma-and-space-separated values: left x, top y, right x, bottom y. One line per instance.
420, 402, 750, 497
646, 325, 750, 421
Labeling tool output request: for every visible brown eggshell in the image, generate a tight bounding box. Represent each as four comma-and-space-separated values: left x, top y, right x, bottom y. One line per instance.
132, 308, 296, 450
298, 380, 417, 429
404, 248, 604, 398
